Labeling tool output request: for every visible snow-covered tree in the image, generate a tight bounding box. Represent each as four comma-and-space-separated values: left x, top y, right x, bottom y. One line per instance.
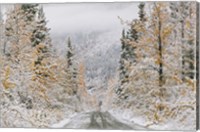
5, 5, 27, 59
169, 2, 195, 80
21, 4, 38, 22
62, 37, 78, 95
117, 5, 146, 98
66, 37, 73, 68
31, 6, 51, 47
117, 30, 128, 96
138, 2, 147, 23
30, 6, 56, 107
1, 5, 62, 127
115, 2, 196, 128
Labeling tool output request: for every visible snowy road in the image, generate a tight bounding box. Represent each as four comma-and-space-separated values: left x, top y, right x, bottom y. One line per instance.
52, 111, 148, 130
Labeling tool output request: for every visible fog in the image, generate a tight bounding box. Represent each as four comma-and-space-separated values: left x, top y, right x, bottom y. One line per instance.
43, 3, 139, 36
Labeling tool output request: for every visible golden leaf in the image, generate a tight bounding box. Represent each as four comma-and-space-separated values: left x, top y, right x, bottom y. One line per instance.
5, 66, 10, 80
1, 66, 16, 89
185, 78, 195, 90
180, 89, 186, 96
50, 64, 57, 69
154, 113, 159, 121
173, 75, 182, 84
162, 26, 173, 39
2, 80, 16, 89
186, 21, 191, 29
36, 43, 46, 50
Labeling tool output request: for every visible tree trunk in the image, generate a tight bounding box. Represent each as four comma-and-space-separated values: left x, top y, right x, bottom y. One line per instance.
3, 40, 6, 54
181, 21, 185, 80
158, 18, 163, 87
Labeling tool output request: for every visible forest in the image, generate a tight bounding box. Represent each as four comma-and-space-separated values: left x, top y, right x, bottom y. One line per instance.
0, 2, 197, 130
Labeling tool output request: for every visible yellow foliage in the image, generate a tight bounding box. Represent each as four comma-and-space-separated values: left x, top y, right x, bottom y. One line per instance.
155, 103, 166, 111
2, 66, 16, 89
155, 58, 160, 65
180, 89, 186, 96
32, 75, 37, 81
32, 49, 40, 58
162, 26, 173, 40
185, 20, 191, 29
173, 75, 182, 84
30, 61, 36, 70
50, 64, 58, 69
36, 43, 46, 50
185, 77, 195, 91
146, 38, 152, 43
153, 112, 160, 121
78, 63, 86, 89
155, 56, 165, 66
2, 80, 16, 89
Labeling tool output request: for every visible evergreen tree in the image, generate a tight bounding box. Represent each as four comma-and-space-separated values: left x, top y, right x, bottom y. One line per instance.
117, 29, 128, 95
65, 37, 78, 95
116, 2, 196, 124
31, 6, 52, 88
21, 4, 38, 22
30, 6, 55, 106
117, 2, 148, 97
138, 2, 147, 23
183, 2, 196, 79
127, 21, 139, 42
66, 37, 78, 79
117, 22, 138, 97
31, 6, 51, 47
67, 37, 73, 68
170, 2, 192, 80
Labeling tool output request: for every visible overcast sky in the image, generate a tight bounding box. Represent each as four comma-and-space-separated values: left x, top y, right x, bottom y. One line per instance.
1, 3, 139, 37
42, 3, 139, 36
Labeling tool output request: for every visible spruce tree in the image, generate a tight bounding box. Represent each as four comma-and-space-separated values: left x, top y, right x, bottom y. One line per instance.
117, 22, 138, 98
31, 6, 51, 47
66, 37, 78, 79
118, 29, 127, 95
21, 4, 38, 22
127, 22, 139, 42
30, 6, 54, 106
138, 2, 146, 23
117, 2, 148, 97
64, 37, 78, 95
32, 6, 51, 74
67, 37, 73, 68
183, 3, 195, 79
170, 2, 194, 81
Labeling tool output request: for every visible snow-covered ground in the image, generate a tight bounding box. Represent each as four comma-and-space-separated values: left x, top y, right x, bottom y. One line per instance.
51, 111, 148, 130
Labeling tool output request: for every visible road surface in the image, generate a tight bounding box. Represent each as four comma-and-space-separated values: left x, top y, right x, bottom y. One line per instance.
53, 111, 148, 130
